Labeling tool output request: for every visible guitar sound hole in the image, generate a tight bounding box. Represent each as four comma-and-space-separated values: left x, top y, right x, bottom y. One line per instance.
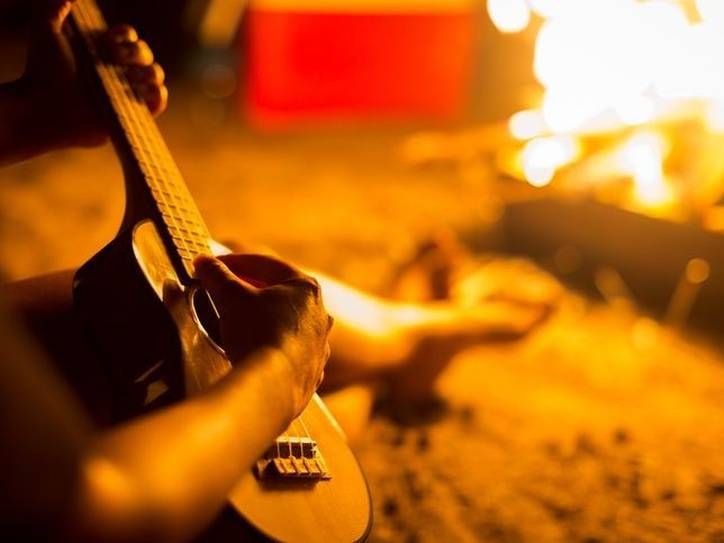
191, 289, 224, 351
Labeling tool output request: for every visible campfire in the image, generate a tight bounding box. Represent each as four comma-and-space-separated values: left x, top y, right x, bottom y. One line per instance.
489, 0, 724, 224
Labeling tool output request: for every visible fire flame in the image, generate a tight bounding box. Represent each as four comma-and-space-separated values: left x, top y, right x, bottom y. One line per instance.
521, 135, 579, 187
617, 131, 672, 207
488, 0, 724, 212
487, 0, 531, 33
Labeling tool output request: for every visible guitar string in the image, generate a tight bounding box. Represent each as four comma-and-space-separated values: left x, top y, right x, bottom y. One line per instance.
77, 1, 229, 336
73, 3, 269, 452
74, 0, 212, 269
75, 0, 190, 234
72, 1, 193, 262
75, 2, 233, 379
298, 414, 312, 441
76, 0, 305, 434
80, 1, 316, 462
79, 0, 205, 223
75, 0, 314, 455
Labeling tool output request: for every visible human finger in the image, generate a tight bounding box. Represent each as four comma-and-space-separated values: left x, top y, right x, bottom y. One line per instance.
133, 82, 168, 116
279, 275, 322, 300
218, 253, 308, 287
126, 63, 165, 86
111, 39, 153, 66
105, 23, 138, 45
194, 256, 256, 313
35, 1, 75, 32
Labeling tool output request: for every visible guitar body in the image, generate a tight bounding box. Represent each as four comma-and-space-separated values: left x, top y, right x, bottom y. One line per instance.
68, 2, 372, 539
74, 220, 372, 542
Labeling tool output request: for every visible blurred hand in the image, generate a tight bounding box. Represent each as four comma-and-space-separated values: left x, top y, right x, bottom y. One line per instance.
22, 0, 168, 148
194, 254, 333, 418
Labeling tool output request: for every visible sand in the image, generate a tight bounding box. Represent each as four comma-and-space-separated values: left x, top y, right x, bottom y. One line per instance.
1, 108, 722, 542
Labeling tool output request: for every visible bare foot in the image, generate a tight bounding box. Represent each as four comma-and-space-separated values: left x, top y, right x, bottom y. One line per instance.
386, 228, 467, 302
382, 233, 560, 402
385, 299, 551, 402
452, 258, 563, 310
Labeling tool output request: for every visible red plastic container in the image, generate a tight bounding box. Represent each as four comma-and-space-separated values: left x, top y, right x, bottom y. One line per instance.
243, 0, 478, 127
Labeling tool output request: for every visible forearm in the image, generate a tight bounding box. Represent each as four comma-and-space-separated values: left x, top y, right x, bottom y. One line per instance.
209, 240, 422, 385
71, 347, 293, 543
0, 80, 60, 167
209, 241, 411, 384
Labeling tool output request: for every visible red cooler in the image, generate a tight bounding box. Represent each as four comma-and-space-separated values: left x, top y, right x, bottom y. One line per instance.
244, 0, 478, 127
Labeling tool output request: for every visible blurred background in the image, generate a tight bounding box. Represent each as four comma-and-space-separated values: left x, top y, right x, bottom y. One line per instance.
1, 0, 724, 541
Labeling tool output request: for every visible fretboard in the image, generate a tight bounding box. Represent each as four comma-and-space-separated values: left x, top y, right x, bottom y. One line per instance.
70, 0, 212, 281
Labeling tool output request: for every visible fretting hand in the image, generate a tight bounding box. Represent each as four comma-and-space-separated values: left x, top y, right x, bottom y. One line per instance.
195, 254, 334, 419
22, 0, 167, 149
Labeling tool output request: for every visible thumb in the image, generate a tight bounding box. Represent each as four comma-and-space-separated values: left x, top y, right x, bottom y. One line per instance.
35, 1, 75, 33
194, 255, 254, 312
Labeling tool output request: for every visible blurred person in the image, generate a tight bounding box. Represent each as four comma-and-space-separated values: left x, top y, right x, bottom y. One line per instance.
0, 1, 554, 541
1, 3, 332, 543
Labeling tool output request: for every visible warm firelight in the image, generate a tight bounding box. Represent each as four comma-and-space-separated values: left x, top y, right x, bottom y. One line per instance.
521, 135, 579, 187
486, 0, 531, 34
616, 131, 673, 207
490, 0, 724, 214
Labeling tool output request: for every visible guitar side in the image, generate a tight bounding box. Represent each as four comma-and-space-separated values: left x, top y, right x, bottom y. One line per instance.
74, 220, 372, 542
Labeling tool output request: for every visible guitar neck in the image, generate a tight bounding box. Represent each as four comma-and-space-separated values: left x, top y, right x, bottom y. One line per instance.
69, 0, 212, 283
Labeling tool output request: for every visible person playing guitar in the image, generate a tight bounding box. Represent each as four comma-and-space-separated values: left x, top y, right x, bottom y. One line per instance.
0, 1, 553, 541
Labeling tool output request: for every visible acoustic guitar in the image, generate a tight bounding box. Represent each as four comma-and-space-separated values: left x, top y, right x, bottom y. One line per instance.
67, 1, 372, 540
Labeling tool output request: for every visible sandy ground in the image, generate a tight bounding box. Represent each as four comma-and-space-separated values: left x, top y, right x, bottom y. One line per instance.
1, 105, 723, 542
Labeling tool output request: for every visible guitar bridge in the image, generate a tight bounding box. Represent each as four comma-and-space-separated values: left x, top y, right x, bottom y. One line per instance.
255, 436, 331, 481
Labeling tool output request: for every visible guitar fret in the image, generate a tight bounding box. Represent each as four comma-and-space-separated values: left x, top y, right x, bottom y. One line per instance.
167, 220, 207, 241
161, 209, 203, 231
72, 0, 211, 280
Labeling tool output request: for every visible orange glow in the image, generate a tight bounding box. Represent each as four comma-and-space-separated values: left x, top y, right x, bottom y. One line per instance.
521, 135, 578, 187
705, 100, 724, 133
487, 0, 724, 215
696, 0, 724, 24
487, 0, 531, 34
686, 258, 711, 284
507, 0, 724, 136
509, 109, 548, 140
528, 0, 570, 18
616, 131, 673, 207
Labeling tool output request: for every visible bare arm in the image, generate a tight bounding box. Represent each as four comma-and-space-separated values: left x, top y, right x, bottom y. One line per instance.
74, 255, 329, 543
71, 347, 294, 543
0, 319, 291, 543
0, 255, 331, 543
